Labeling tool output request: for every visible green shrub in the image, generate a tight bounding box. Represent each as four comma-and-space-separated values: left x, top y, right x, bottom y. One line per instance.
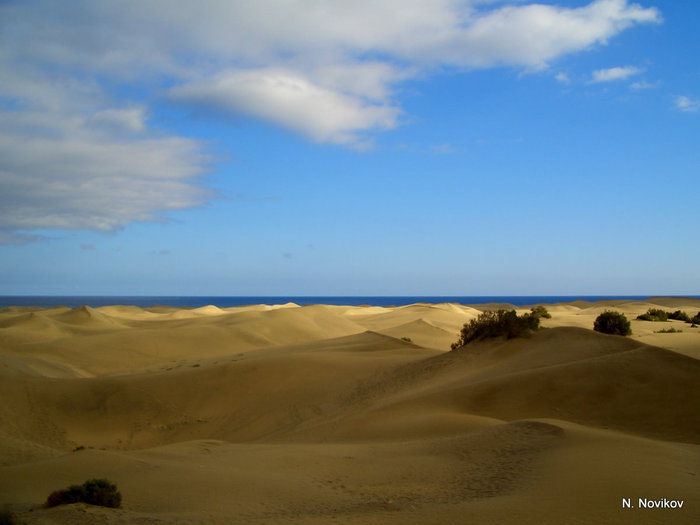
530, 305, 552, 319
668, 310, 691, 322
46, 485, 84, 508
691, 311, 700, 325
46, 479, 121, 509
451, 309, 540, 349
594, 311, 632, 336
0, 507, 17, 525
81, 479, 121, 508
636, 308, 668, 322
655, 327, 682, 333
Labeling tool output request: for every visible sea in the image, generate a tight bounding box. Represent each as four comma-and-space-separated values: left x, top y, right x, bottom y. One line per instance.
1, 295, 697, 309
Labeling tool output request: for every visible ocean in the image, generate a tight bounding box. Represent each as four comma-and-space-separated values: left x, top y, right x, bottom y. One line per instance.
1, 295, 695, 309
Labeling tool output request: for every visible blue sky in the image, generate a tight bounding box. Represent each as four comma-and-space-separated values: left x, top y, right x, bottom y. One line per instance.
1, 0, 698, 296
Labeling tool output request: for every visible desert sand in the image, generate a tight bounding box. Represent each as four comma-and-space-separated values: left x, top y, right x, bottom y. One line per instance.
1, 298, 699, 524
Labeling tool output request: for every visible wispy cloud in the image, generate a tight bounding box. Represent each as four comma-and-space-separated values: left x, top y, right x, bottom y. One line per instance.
0, 0, 662, 242
555, 72, 571, 84
431, 143, 460, 154
674, 95, 700, 113
630, 79, 659, 90
591, 65, 643, 83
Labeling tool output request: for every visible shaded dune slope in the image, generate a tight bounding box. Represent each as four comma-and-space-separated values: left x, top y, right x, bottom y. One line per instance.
2, 327, 698, 456
286, 327, 700, 444
0, 332, 438, 451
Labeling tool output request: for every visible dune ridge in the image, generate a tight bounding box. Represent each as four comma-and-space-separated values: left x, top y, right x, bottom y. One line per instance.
1, 299, 698, 524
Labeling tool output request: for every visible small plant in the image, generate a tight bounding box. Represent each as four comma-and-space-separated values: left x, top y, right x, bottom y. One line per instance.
594, 311, 632, 336
530, 305, 552, 319
655, 327, 682, 333
691, 311, 700, 325
46, 478, 121, 509
636, 308, 669, 322
46, 485, 83, 508
400, 337, 413, 343
668, 310, 691, 322
451, 309, 540, 349
0, 507, 17, 525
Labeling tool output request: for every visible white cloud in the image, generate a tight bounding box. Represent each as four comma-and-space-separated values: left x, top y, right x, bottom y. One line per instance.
0, 111, 212, 241
444, 1, 659, 69
90, 108, 147, 134
674, 95, 700, 113
170, 68, 401, 146
0, 0, 662, 241
630, 79, 659, 90
432, 143, 459, 154
555, 72, 571, 84
591, 65, 643, 83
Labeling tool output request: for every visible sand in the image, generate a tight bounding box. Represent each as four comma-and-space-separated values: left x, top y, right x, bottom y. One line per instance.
1, 298, 698, 524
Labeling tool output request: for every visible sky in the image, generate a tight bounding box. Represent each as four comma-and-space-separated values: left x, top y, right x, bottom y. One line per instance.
0, 0, 698, 296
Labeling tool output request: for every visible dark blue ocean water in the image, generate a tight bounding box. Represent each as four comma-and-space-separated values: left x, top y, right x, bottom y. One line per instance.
1, 295, 696, 309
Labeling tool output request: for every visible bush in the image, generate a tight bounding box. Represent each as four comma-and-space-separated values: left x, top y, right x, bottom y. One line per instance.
636, 308, 668, 322
46, 485, 84, 508
0, 507, 16, 525
46, 479, 121, 509
451, 309, 540, 349
530, 305, 552, 319
668, 310, 691, 322
655, 327, 682, 333
594, 311, 632, 336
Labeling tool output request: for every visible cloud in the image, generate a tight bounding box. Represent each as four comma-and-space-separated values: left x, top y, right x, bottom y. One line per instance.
630, 79, 659, 90
591, 65, 643, 83
170, 68, 401, 146
431, 143, 459, 154
555, 72, 571, 84
80, 244, 96, 251
674, 95, 700, 113
89, 108, 147, 134
0, 110, 212, 240
441, 1, 660, 69
0, 0, 662, 241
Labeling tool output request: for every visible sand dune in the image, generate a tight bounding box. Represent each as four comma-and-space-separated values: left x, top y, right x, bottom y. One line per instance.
1, 299, 698, 524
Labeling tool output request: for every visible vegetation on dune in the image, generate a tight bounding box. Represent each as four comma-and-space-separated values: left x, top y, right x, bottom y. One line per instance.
529, 305, 552, 319
636, 308, 669, 322
593, 311, 632, 336
637, 308, 700, 326
668, 310, 691, 322
46, 479, 121, 509
451, 309, 540, 349
0, 507, 17, 525
655, 327, 682, 334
